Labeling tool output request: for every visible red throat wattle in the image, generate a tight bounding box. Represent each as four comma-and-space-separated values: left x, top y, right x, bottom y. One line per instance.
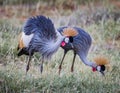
61, 41, 66, 47
92, 67, 97, 72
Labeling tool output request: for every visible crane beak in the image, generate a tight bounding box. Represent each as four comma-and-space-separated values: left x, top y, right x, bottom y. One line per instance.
96, 65, 105, 76
100, 71, 105, 76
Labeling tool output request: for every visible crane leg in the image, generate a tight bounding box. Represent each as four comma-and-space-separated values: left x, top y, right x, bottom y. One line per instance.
71, 52, 76, 72
26, 54, 32, 74
59, 50, 67, 74
40, 60, 44, 74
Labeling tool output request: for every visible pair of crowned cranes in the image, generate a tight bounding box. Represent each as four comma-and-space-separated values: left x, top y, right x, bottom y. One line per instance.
17, 15, 109, 75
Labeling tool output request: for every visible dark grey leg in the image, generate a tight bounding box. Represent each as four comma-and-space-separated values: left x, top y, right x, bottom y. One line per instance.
59, 50, 67, 74
71, 52, 76, 72
26, 54, 32, 74
40, 60, 44, 74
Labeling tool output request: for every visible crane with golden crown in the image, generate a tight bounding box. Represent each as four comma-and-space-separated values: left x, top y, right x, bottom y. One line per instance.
58, 27, 109, 75
17, 15, 109, 75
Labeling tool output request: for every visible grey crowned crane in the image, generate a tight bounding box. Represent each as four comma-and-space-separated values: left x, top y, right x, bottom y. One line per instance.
17, 15, 65, 73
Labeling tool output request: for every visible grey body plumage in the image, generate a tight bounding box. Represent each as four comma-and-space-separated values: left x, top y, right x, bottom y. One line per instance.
23, 15, 64, 60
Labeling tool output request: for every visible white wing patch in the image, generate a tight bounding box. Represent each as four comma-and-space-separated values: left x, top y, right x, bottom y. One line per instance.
21, 32, 34, 47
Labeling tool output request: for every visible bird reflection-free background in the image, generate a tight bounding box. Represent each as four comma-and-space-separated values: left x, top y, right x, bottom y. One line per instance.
0, 0, 120, 93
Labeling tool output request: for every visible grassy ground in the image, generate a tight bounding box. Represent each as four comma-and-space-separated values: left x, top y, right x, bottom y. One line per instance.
0, 1, 120, 93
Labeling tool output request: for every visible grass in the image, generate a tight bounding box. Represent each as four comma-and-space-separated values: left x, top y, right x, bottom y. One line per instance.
0, 0, 101, 5
0, 19, 119, 93
0, 1, 120, 93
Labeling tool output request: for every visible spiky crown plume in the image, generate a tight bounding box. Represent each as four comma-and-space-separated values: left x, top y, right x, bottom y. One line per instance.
94, 56, 111, 70
62, 27, 78, 36
94, 56, 109, 65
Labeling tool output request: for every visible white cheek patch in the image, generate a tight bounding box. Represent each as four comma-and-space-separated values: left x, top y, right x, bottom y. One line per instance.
21, 32, 34, 47
65, 37, 69, 43
96, 66, 101, 71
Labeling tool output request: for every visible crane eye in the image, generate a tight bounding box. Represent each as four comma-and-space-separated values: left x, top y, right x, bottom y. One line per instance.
96, 65, 106, 72
100, 65, 105, 71
64, 37, 69, 43
69, 36, 73, 43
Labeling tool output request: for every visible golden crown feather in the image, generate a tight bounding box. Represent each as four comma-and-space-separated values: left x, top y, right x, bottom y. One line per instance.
94, 56, 111, 71
62, 27, 78, 36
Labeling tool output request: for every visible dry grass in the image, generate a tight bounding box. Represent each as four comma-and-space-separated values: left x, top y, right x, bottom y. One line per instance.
0, 1, 120, 93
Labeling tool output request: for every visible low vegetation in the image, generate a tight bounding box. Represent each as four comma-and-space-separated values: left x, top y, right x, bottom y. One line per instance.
0, 0, 120, 93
